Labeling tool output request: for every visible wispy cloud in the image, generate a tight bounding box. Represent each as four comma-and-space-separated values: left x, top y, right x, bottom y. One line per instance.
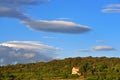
42, 36, 56, 39
0, 0, 45, 6
96, 40, 105, 43
0, 0, 46, 20
77, 49, 92, 52
78, 45, 117, 53
56, 18, 72, 21
102, 4, 120, 13
0, 7, 31, 20
92, 46, 116, 51
22, 20, 91, 34
0, 41, 59, 65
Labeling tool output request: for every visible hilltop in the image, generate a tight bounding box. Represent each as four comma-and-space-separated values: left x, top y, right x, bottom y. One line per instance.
1, 57, 120, 80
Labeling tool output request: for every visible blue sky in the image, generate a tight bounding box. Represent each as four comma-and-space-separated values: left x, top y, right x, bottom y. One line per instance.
0, 0, 120, 65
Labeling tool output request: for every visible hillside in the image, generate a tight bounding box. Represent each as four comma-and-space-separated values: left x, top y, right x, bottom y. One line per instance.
1, 57, 120, 80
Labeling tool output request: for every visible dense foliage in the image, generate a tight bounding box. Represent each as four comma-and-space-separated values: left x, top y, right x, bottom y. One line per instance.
1, 57, 120, 80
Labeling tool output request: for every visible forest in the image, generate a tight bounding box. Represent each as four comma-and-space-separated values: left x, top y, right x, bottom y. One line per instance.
1, 56, 120, 80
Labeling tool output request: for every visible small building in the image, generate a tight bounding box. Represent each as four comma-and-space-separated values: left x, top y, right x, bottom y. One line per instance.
72, 67, 80, 75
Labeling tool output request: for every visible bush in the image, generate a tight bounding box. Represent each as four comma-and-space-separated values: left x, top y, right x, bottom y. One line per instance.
86, 76, 98, 80
68, 74, 79, 78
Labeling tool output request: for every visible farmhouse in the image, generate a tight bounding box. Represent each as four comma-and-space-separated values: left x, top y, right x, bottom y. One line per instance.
72, 67, 80, 75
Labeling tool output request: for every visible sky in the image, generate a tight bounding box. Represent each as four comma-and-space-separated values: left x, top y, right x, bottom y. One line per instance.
0, 0, 120, 65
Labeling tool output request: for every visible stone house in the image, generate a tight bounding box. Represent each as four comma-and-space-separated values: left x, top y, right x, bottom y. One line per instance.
72, 67, 81, 75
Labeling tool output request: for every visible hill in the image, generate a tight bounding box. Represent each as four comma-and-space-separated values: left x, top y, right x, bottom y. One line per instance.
1, 57, 120, 80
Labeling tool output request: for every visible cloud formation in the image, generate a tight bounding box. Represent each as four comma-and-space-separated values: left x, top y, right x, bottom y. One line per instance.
0, 41, 59, 65
0, 0, 91, 34
22, 20, 91, 34
93, 46, 116, 51
102, 4, 120, 13
0, 0, 46, 20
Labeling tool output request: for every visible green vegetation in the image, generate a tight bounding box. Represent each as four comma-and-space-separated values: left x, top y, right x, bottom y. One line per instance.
1, 57, 120, 80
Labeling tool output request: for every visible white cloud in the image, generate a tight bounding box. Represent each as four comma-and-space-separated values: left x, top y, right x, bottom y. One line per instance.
78, 45, 117, 53
0, 41, 59, 65
0, 41, 57, 50
102, 9, 120, 13
22, 20, 91, 34
102, 4, 120, 13
93, 46, 116, 51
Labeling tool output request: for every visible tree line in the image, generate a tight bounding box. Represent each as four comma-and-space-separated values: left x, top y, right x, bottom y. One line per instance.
1, 56, 120, 80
